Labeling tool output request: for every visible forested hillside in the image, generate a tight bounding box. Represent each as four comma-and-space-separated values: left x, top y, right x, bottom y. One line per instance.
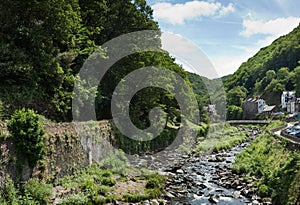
0, 0, 192, 125
225, 24, 300, 105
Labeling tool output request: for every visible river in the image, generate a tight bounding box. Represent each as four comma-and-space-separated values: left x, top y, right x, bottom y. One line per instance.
131, 127, 268, 205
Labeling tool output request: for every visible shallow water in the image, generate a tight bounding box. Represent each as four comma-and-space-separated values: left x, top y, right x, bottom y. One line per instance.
169, 143, 252, 204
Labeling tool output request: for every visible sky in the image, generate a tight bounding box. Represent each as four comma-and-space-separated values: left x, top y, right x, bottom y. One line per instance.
147, 0, 300, 79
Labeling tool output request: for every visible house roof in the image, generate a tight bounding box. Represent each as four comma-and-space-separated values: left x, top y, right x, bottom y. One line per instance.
246, 98, 264, 103
262, 105, 276, 112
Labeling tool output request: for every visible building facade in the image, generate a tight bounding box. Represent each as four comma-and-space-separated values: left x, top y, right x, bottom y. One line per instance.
281, 91, 296, 113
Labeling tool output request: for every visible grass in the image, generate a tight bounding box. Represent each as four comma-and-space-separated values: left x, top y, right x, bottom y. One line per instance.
0, 162, 166, 204
54, 163, 166, 204
196, 123, 249, 153
232, 132, 300, 205
264, 120, 286, 130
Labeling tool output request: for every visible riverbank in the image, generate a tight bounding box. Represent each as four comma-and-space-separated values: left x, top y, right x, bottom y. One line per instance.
153, 124, 299, 205
1, 120, 299, 204
233, 131, 300, 205
160, 127, 263, 204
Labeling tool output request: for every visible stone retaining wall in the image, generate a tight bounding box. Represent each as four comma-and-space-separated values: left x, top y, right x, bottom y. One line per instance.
0, 120, 114, 181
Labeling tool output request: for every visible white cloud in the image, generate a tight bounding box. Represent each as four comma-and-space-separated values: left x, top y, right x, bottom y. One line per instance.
219, 3, 235, 16
152, 1, 235, 25
240, 17, 300, 37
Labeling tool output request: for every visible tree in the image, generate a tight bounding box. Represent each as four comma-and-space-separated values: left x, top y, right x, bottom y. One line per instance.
277, 67, 289, 83
0, 0, 87, 120
227, 86, 247, 107
0, 0, 163, 121
266, 70, 276, 80
224, 24, 300, 98
293, 66, 300, 96
226, 105, 243, 120
7, 109, 45, 168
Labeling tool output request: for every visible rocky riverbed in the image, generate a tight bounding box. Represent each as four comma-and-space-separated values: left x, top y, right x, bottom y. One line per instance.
130, 127, 268, 205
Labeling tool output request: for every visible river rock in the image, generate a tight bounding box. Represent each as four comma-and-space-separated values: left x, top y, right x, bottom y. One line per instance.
252, 199, 260, 204
208, 196, 219, 204
233, 191, 241, 198
176, 169, 184, 174
216, 156, 225, 162
164, 191, 175, 199
150, 199, 159, 205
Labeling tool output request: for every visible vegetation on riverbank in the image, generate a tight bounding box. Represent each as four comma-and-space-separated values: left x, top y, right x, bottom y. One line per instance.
196, 123, 249, 153
232, 130, 300, 205
0, 151, 166, 205
0, 109, 167, 204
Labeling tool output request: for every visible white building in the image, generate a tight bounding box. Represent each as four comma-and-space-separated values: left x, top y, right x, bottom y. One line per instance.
281, 91, 296, 113
257, 99, 266, 114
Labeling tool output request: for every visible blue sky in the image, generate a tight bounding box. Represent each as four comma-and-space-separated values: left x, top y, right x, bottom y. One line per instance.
147, 0, 300, 78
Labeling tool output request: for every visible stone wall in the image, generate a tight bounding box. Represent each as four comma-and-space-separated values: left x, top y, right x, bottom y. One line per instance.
0, 120, 115, 181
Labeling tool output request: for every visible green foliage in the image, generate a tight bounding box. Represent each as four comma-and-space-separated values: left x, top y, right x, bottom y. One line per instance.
264, 120, 286, 130
55, 164, 118, 203
144, 173, 165, 190
123, 193, 147, 203
227, 86, 247, 106
225, 24, 300, 105
145, 178, 160, 189
55, 164, 165, 204
100, 150, 130, 176
122, 173, 165, 202
258, 184, 270, 197
232, 132, 300, 205
196, 124, 248, 153
293, 65, 300, 96
0, 0, 164, 121
144, 173, 165, 199
59, 193, 89, 205
7, 109, 46, 168
113, 124, 179, 155
0, 175, 50, 205
0, 175, 18, 204
187, 71, 227, 120
187, 72, 210, 103
22, 179, 52, 205
226, 105, 243, 120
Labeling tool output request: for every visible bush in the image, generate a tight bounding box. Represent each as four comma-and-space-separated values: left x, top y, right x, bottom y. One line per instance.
226, 105, 243, 120
123, 193, 147, 203
145, 178, 160, 189
0, 175, 18, 204
22, 178, 52, 205
233, 132, 300, 204
100, 177, 116, 186
7, 108, 46, 168
59, 193, 89, 205
258, 184, 269, 197
100, 150, 130, 176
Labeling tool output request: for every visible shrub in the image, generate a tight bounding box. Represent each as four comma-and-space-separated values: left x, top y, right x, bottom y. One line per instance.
100, 177, 116, 186
0, 175, 18, 204
22, 178, 52, 205
7, 108, 46, 168
59, 193, 89, 205
145, 178, 160, 189
99, 170, 112, 178
123, 193, 147, 203
100, 150, 130, 176
233, 132, 300, 204
258, 184, 269, 197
